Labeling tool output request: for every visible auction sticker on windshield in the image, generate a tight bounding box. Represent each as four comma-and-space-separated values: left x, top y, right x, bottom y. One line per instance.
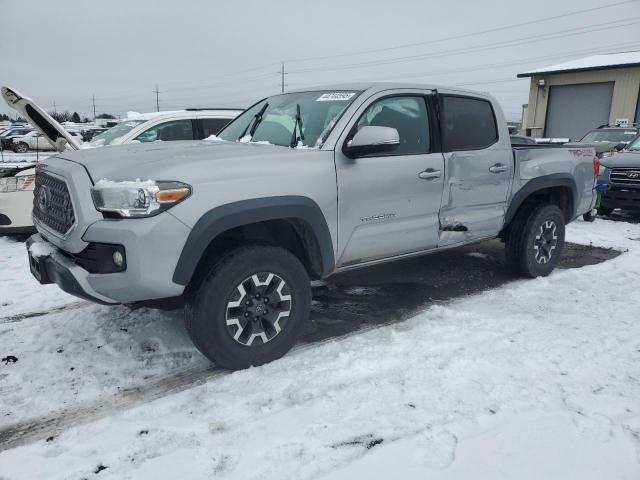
316, 92, 356, 102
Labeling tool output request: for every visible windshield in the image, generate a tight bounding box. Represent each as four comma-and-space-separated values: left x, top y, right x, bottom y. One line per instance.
218, 90, 361, 148
88, 120, 146, 147
580, 129, 638, 143
627, 135, 640, 151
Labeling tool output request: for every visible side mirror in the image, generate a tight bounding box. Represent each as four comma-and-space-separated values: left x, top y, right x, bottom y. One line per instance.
615, 142, 627, 151
344, 126, 399, 158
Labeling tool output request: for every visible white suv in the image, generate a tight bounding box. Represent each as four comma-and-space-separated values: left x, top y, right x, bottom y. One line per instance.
85, 109, 242, 148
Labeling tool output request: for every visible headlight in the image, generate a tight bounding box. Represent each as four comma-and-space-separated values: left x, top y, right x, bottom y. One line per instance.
0, 174, 35, 193
598, 164, 608, 176
91, 179, 191, 218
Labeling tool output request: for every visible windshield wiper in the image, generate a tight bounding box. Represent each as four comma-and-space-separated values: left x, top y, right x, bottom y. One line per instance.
289, 103, 304, 148
238, 102, 269, 141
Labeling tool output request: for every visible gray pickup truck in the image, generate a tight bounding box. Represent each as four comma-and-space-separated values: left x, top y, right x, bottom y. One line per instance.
3, 84, 598, 369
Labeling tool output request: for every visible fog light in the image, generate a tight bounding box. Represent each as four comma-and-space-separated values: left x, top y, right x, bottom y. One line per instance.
112, 251, 124, 268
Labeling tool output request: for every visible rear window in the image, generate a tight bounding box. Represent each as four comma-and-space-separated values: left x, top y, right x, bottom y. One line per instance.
441, 96, 498, 151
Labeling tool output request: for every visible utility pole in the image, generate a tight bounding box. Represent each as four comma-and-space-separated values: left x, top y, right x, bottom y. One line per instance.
280, 62, 286, 93
154, 84, 160, 112
53, 101, 57, 115
92, 94, 96, 119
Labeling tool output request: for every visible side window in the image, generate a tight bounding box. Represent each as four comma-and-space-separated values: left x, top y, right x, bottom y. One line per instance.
200, 118, 232, 138
441, 96, 498, 151
134, 119, 194, 143
355, 96, 430, 155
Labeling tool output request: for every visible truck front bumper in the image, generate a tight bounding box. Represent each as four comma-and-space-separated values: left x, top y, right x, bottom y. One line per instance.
27, 234, 117, 304
26, 211, 191, 304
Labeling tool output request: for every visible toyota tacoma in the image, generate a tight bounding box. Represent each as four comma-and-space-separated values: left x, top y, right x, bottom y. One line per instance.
3, 83, 598, 369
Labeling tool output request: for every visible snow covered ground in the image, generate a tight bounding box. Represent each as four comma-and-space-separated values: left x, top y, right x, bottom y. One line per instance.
0, 218, 639, 479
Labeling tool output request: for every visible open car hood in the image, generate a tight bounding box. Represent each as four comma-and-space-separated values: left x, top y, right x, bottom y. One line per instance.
1, 86, 79, 152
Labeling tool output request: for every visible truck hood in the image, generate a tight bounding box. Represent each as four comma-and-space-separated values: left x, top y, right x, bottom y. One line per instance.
600, 150, 640, 169
2, 86, 81, 152
55, 139, 315, 183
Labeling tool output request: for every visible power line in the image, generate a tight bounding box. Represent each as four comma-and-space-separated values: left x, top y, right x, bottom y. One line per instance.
285, 0, 639, 63
288, 17, 640, 74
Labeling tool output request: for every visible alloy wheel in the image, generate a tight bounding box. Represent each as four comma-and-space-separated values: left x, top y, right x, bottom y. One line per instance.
225, 272, 292, 346
533, 220, 558, 264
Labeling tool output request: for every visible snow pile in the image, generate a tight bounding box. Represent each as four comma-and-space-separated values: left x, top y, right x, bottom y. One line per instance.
28, 239, 57, 258
0, 219, 639, 479
204, 135, 225, 142
93, 178, 156, 189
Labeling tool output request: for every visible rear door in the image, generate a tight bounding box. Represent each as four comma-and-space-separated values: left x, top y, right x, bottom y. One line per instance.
438, 94, 512, 245
334, 90, 446, 266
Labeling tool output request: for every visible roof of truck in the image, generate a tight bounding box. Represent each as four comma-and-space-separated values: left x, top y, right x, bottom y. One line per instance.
517, 50, 640, 77
287, 82, 491, 97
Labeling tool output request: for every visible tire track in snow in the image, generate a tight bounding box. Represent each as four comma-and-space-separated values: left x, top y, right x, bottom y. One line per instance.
0, 320, 408, 452
0, 241, 620, 451
0, 301, 89, 324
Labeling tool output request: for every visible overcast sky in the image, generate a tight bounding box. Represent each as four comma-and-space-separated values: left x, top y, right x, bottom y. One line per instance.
1, 0, 639, 122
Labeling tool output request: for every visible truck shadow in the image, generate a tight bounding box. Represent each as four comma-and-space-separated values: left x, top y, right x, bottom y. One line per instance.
305, 240, 619, 342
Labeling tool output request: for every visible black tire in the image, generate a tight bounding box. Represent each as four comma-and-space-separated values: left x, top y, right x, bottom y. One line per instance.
582, 211, 596, 222
505, 203, 565, 278
597, 207, 614, 216
13, 142, 28, 153
185, 244, 311, 370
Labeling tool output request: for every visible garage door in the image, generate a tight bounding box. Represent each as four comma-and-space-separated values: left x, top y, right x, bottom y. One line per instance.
544, 82, 613, 140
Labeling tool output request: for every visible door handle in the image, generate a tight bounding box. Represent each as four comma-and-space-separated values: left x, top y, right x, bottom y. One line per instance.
418, 169, 441, 180
489, 163, 508, 173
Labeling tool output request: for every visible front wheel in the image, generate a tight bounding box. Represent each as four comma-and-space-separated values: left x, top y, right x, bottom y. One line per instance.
13, 142, 28, 153
505, 203, 565, 278
185, 244, 311, 370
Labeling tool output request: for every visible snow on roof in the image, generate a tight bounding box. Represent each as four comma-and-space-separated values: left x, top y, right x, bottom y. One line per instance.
125, 110, 186, 121
517, 50, 640, 77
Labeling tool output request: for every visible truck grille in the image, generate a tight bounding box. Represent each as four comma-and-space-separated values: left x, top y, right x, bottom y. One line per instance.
610, 168, 640, 186
33, 172, 75, 235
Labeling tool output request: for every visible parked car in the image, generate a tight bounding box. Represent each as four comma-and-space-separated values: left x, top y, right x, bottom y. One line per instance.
11, 130, 84, 152
0, 87, 242, 234
596, 133, 640, 215
5, 83, 598, 369
0, 164, 35, 233
579, 124, 639, 151
0, 126, 32, 150
85, 108, 242, 148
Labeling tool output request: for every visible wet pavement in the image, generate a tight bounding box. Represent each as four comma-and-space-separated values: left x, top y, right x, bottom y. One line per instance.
305, 240, 620, 342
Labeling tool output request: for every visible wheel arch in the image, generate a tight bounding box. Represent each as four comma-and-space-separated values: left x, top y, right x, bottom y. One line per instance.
172, 196, 335, 287
503, 174, 578, 230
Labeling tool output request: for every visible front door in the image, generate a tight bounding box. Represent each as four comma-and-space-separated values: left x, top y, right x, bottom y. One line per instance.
334, 92, 445, 267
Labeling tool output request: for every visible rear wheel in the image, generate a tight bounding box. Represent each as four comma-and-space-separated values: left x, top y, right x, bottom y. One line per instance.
505, 203, 565, 278
185, 244, 311, 370
13, 142, 28, 153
